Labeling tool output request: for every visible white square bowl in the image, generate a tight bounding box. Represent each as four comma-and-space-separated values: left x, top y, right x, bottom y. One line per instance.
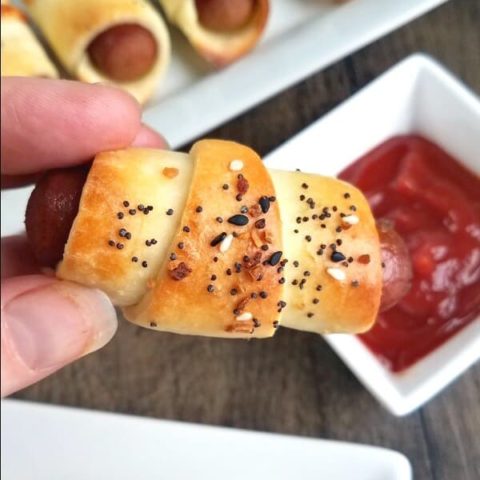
264, 53, 480, 416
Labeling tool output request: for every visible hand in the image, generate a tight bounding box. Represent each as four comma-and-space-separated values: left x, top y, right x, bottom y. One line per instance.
1, 78, 166, 396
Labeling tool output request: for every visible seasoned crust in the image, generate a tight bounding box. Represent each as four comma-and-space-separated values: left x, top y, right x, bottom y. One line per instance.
271, 170, 382, 334
159, 0, 269, 67
56, 141, 382, 337
24, 0, 170, 103
124, 139, 285, 338
58, 149, 194, 306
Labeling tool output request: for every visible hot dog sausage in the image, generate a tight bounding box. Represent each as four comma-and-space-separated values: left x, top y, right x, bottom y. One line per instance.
25, 167, 413, 316
195, 0, 255, 31
87, 24, 157, 82
25, 166, 89, 268
377, 219, 413, 312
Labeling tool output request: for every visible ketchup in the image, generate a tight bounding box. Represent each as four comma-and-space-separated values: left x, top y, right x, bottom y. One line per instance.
340, 136, 480, 372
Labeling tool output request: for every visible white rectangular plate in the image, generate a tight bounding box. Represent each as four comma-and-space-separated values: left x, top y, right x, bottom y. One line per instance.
144, 0, 449, 148
1, 399, 411, 480
264, 53, 480, 416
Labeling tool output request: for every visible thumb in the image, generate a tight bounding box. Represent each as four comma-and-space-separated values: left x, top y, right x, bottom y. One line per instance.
1, 275, 117, 397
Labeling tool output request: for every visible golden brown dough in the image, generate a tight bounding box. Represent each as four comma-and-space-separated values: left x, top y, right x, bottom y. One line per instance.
158, 0, 269, 66
55, 139, 382, 338
1, 1, 58, 78
24, 0, 171, 104
124, 140, 284, 338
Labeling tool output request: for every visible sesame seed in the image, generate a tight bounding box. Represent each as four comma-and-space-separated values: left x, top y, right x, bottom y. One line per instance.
230, 288, 238, 295
293, 261, 299, 267
336, 239, 343, 246
129, 209, 136, 215
229, 159, 244, 171
183, 226, 190, 233
226, 268, 232, 275
222, 184, 229, 190
138, 204, 144, 211
228, 214, 249, 226
331, 251, 346, 262
259, 291, 268, 299
123, 201, 129, 207
269, 196, 276, 202
304, 271, 311, 277
196, 206, 203, 213
250, 292, 258, 299
305, 235, 312, 242
207, 284, 214, 293
220, 234, 234, 253
117, 212, 124, 219
259, 196, 270, 213
169, 253, 177, 261
273, 321, 279, 329
351, 280, 360, 287
292, 280, 298, 285
236, 312, 253, 322
145, 240, 151, 246
268, 251, 282, 266
301, 183, 309, 189
150, 321, 157, 327
151, 239, 157, 244
327, 267, 346, 281
178, 242, 184, 249
240, 206, 248, 214
213, 256, 219, 262
125, 232, 132, 240
142, 261, 148, 268
108, 240, 115, 247
235, 194, 243, 201
313, 298, 319, 304
116, 243, 124, 250
210, 232, 227, 247
279, 277, 285, 284
131, 256, 138, 262
316, 285, 322, 291
166, 209, 174, 216
344, 193, 351, 199
216, 217, 223, 223
343, 214, 359, 225
307, 312, 314, 318
294, 229, 299, 234
300, 195, 305, 201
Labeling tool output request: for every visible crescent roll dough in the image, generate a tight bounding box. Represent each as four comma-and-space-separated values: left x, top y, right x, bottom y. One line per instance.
58, 140, 382, 338
24, 0, 171, 104
1, 1, 58, 78
158, 0, 269, 66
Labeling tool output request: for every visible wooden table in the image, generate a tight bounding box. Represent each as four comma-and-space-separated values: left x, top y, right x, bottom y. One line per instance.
16, 1, 480, 478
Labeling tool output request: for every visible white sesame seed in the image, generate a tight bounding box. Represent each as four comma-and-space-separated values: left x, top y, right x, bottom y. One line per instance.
326, 267, 346, 281
219, 233, 234, 253
342, 214, 359, 225
229, 159, 244, 171
235, 312, 253, 322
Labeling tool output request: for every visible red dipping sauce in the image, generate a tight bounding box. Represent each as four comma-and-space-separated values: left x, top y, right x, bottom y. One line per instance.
340, 136, 480, 372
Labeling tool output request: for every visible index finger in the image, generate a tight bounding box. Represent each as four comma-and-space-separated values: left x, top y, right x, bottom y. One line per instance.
1, 77, 142, 175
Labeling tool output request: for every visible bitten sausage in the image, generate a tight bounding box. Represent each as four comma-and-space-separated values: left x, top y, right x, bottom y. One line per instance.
25, 166, 89, 268
377, 219, 413, 312
195, 0, 255, 31
87, 24, 158, 82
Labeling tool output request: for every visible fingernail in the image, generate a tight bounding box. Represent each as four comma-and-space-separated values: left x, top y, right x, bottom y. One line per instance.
3, 282, 117, 371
